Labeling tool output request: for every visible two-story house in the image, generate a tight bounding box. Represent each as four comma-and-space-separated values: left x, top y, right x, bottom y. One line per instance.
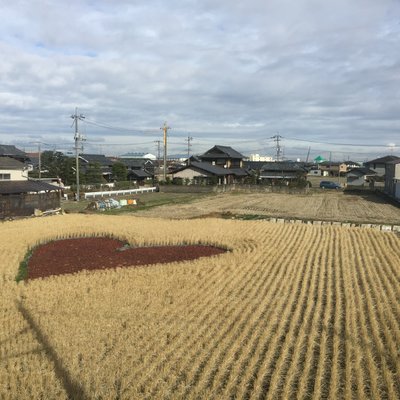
364, 155, 400, 177
198, 145, 244, 169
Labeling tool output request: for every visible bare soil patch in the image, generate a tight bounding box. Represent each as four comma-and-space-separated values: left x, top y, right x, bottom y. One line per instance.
27, 237, 226, 280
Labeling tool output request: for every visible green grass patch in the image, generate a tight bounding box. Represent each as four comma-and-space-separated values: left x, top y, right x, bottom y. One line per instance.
16, 247, 34, 282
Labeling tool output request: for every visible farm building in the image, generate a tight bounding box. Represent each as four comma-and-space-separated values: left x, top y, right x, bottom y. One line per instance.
0, 180, 61, 219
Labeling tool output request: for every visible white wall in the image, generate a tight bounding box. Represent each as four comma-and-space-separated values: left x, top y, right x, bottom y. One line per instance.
173, 169, 207, 179
0, 169, 27, 181
249, 154, 274, 162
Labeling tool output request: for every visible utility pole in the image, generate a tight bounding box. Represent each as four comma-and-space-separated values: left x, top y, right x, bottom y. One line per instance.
271, 134, 283, 161
71, 108, 85, 201
154, 140, 161, 174
160, 122, 171, 181
185, 135, 193, 159
38, 142, 42, 179
305, 146, 311, 163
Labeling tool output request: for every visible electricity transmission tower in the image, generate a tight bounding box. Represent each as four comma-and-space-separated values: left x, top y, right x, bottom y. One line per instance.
271, 134, 283, 161
71, 108, 86, 201
160, 122, 171, 181
185, 135, 193, 159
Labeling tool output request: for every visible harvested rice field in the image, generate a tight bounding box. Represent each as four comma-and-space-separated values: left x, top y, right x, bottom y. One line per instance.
1, 214, 399, 399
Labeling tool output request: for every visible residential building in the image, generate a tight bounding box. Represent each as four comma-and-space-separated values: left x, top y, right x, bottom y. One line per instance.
199, 145, 244, 168
346, 167, 377, 187
259, 162, 308, 184
80, 154, 114, 181
364, 155, 400, 177
0, 157, 28, 181
385, 159, 400, 200
173, 161, 248, 185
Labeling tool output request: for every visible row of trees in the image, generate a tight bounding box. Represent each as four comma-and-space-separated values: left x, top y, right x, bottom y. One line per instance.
29, 151, 128, 185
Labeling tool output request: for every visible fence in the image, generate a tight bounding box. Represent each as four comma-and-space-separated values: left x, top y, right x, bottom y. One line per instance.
0, 192, 60, 219
84, 187, 157, 199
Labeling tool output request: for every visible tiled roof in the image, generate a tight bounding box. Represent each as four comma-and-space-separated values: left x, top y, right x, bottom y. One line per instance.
0, 157, 25, 169
260, 162, 308, 172
0, 145, 27, 157
365, 155, 400, 164
201, 145, 244, 159
128, 170, 152, 178
189, 161, 231, 176
0, 180, 61, 194
346, 167, 377, 176
80, 154, 114, 166
175, 161, 248, 177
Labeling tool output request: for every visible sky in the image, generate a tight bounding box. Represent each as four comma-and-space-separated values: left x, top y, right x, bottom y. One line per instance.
0, 0, 399, 161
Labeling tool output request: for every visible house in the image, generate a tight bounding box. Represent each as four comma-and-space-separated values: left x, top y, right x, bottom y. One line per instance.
127, 169, 154, 185
385, 159, 400, 201
0, 157, 28, 181
119, 158, 155, 179
172, 161, 248, 185
364, 155, 400, 177
259, 162, 308, 184
199, 145, 244, 169
80, 154, 114, 181
319, 161, 343, 176
346, 167, 377, 187
0, 180, 62, 219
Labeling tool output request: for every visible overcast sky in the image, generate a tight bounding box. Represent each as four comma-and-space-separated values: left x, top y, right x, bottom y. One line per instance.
0, 0, 399, 161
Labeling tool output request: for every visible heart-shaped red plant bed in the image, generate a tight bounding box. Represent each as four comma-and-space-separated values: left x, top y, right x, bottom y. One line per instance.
25, 237, 227, 280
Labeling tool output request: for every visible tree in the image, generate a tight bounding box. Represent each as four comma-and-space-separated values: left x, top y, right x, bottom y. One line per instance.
84, 162, 104, 185
112, 162, 128, 182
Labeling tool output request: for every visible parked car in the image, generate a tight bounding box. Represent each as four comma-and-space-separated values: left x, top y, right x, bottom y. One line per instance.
320, 181, 342, 190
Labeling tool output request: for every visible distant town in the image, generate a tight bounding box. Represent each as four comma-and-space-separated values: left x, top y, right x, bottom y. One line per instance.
0, 142, 399, 218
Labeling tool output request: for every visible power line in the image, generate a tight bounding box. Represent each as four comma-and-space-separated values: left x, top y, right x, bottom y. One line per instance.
286, 136, 397, 148
82, 118, 158, 134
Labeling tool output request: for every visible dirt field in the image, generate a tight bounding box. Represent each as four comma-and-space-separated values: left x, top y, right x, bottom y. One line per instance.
134, 191, 400, 224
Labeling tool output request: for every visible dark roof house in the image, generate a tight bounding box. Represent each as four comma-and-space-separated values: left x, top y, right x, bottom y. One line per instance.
259, 162, 308, 180
346, 167, 377, 187
199, 145, 245, 168
173, 161, 248, 184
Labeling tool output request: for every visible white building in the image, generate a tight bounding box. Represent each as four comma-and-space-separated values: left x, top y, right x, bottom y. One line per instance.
0, 157, 28, 181
249, 154, 274, 162
120, 152, 156, 160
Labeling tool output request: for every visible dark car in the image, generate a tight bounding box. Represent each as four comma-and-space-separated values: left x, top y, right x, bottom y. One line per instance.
320, 181, 342, 190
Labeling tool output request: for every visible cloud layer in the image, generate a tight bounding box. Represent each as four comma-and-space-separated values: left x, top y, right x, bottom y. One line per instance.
0, 0, 399, 160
